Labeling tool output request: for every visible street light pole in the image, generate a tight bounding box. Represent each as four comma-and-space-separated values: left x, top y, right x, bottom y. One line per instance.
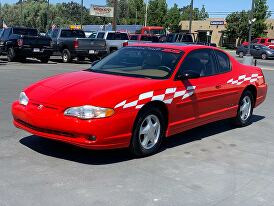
189, 0, 194, 33
145, 0, 148, 27
46, 0, 49, 31
80, 0, 83, 29
247, 0, 255, 56
20, 0, 23, 26
113, 0, 118, 31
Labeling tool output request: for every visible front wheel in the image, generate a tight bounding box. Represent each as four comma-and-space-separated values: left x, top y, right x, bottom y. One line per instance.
232, 90, 254, 127
239, 51, 244, 58
130, 107, 165, 157
62, 49, 72, 63
7, 47, 17, 62
261, 53, 267, 60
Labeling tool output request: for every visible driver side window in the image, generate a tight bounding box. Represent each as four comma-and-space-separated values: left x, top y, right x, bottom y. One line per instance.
178, 49, 217, 77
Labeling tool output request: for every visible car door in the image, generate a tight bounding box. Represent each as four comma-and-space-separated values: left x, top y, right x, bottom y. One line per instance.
172, 48, 223, 130
250, 45, 260, 58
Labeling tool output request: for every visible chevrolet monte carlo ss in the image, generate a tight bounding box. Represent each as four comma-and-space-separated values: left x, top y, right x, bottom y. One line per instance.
12, 44, 267, 157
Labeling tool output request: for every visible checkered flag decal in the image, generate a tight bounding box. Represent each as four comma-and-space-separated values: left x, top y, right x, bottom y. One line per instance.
115, 86, 196, 110
227, 74, 263, 85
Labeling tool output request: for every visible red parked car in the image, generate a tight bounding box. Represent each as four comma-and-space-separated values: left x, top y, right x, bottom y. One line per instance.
12, 44, 267, 156
242, 37, 274, 49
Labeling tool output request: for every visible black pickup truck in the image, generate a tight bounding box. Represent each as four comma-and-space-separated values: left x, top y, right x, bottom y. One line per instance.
47, 28, 107, 63
0, 27, 53, 62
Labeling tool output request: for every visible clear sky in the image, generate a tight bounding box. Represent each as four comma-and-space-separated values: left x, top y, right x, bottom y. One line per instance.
1, 0, 274, 18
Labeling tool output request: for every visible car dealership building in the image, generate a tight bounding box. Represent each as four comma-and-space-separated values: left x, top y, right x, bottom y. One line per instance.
180, 18, 274, 48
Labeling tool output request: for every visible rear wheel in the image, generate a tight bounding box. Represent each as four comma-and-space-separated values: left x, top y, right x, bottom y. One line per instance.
7, 47, 17, 62
130, 107, 165, 157
261, 53, 267, 60
62, 49, 72, 63
232, 90, 254, 127
239, 51, 244, 58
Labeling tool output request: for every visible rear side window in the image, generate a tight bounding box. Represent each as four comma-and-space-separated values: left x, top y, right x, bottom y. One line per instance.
97, 32, 105, 39
13, 28, 38, 36
130, 35, 138, 40
51, 29, 59, 38
2, 29, 11, 40
60, 30, 85, 38
140, 36, 152, 41
120, 33, 129, 40
178, 49, 218, 77
260, 39, 266, 43
214, 50, 231, 73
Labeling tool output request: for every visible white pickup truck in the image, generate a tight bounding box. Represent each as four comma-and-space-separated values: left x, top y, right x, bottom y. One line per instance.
93, 31, 129, 53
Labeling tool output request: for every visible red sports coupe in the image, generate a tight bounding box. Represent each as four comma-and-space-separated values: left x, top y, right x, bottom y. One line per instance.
12, 44, 267, 156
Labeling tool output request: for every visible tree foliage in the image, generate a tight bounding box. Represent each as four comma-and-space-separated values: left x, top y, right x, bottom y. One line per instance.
0, 0, 210, 32
225, 0, 271, 41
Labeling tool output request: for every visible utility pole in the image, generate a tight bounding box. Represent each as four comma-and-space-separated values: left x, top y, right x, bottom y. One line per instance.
80, 0, 83, 29
135, 9, 137, 25
46, 0, 50, 31
113, 0, 118, 31
188, 0, 194, 33
20, 0, 23, 26
247, 0, 255, 56
145, 0, 148, 26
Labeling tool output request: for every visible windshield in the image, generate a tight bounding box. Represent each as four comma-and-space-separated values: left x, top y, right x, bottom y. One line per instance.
150, 29, 165, 35
13, 28, 38, 36
90, 47, 183, 79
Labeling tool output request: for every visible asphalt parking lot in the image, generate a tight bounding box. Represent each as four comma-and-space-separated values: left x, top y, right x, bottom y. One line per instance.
0, 53, 274, 206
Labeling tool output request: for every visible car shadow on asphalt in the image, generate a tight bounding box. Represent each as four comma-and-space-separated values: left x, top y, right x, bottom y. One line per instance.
19, 114, 265, 165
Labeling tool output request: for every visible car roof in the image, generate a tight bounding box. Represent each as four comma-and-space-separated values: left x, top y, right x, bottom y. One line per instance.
129, 43, 216, 52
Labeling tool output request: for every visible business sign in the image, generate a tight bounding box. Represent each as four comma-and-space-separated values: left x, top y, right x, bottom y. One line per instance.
90, 5, 114, 18
210, 21, 225, 25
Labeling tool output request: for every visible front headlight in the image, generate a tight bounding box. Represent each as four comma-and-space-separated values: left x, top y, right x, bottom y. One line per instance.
19, 92, 29, 106
266, 50, 272, 54
64, 105, 114, 119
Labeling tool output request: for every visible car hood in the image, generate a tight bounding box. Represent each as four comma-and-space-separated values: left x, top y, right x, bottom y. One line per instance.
25, 71, 160, 108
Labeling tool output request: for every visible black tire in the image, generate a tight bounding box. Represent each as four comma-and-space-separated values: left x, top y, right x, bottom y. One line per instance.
40, 56, 50, 63
232, 90, 254, 127
261, 53, 267, 60
62, 49, 72, 63
130, 106, 166, 157
109, 48, 117, 53
7, 47, 17, 62
239, 51, 244, 58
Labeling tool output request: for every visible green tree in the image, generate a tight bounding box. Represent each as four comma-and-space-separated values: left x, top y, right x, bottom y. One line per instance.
225, 0, 271, 42
166, 3, 181, 32
180, 5, 208, 21
147, 0, 167, 26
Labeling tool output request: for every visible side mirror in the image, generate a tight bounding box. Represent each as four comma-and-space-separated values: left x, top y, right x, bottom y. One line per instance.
91, 60, 100, 67
177, 71, 200, 80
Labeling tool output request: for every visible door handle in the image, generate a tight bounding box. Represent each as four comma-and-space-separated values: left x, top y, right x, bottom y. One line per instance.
216, 85, 222, 89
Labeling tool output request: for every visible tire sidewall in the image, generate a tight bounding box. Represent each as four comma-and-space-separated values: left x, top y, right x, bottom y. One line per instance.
62, 49, 71, 63
239, 52, 244, 58
7, 47, 16, 62
130, 107, 166, 157
261, 53, 267, 60
235, 90, 254, 126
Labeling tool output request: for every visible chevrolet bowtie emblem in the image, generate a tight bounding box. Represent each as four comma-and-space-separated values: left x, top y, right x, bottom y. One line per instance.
38, 105, 44, 110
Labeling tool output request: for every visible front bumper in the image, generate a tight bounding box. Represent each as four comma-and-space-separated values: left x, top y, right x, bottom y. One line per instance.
12, 101, 133, 150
